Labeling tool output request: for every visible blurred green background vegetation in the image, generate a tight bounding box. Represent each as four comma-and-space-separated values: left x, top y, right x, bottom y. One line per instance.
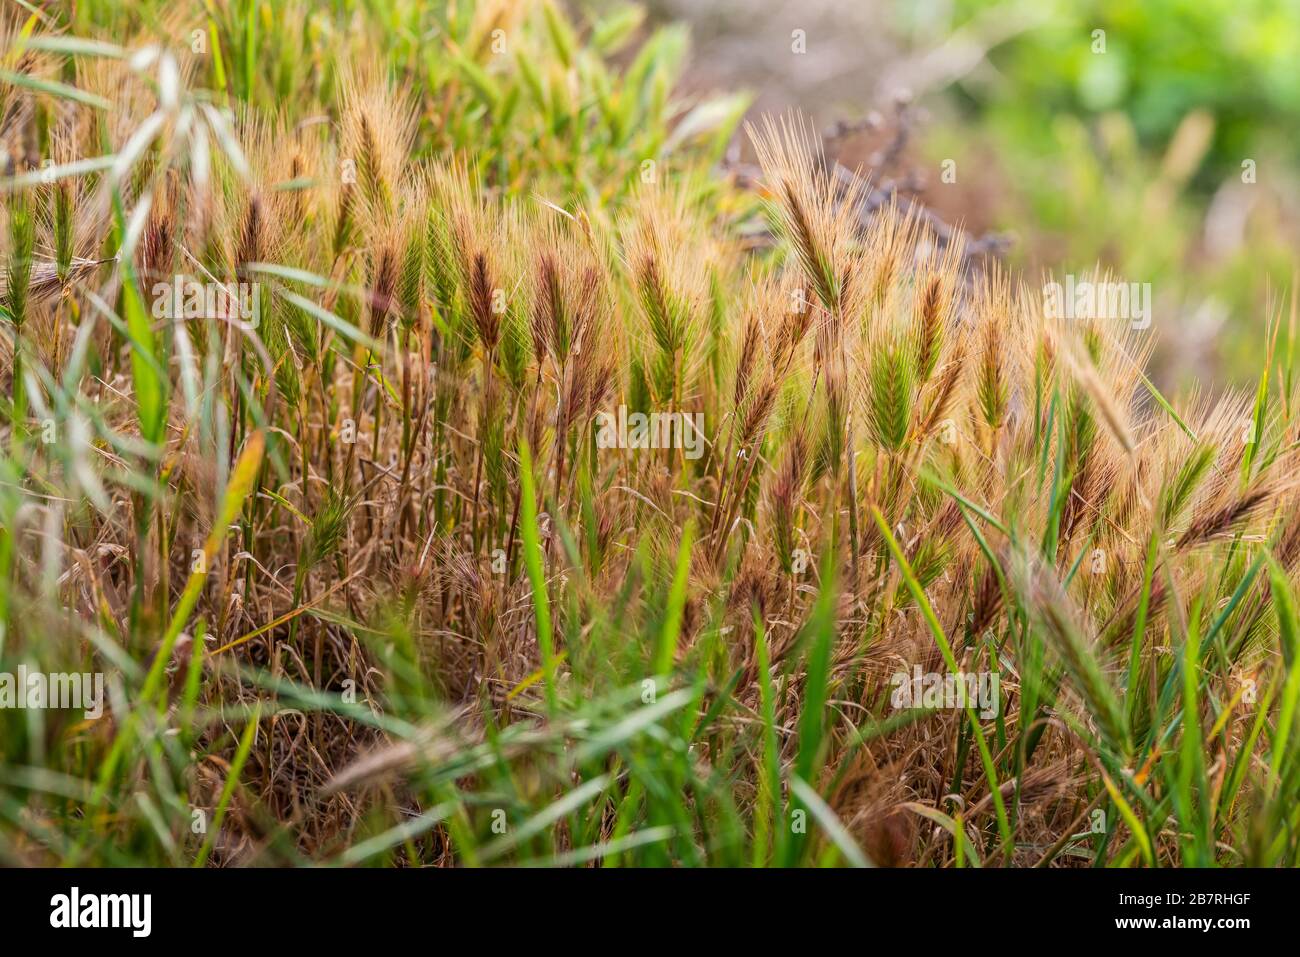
655, 0, 1300, 389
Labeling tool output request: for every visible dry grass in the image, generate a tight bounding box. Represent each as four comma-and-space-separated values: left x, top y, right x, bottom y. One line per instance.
1, 0, 1299, 868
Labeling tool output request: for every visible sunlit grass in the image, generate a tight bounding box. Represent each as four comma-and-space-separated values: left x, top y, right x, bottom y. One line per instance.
0, 0, 1298, 869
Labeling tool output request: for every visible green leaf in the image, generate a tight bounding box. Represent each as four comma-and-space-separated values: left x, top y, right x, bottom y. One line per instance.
518, 440, 558, 715
122, 275, 166, 446
0, 69, 111, 110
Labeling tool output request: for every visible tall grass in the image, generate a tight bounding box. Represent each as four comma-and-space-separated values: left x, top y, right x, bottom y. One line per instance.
1, 0, 1298, 868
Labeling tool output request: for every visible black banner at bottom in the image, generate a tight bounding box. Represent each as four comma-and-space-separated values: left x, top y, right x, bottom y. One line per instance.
0, 866, 1281, 944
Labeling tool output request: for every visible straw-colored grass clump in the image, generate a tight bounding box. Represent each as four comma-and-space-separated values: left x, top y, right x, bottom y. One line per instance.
1, 1, 1299, 868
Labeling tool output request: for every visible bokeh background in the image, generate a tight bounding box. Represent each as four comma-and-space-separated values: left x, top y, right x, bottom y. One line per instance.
651, 0, 1300, 390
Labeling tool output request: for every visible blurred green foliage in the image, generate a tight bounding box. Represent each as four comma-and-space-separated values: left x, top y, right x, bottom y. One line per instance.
62, 0, 749, 212
907, 0, 1300, 387
938, 0, 1300, 185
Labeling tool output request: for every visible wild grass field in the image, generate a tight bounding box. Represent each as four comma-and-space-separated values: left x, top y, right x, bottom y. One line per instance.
1, 0, 1299, 868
